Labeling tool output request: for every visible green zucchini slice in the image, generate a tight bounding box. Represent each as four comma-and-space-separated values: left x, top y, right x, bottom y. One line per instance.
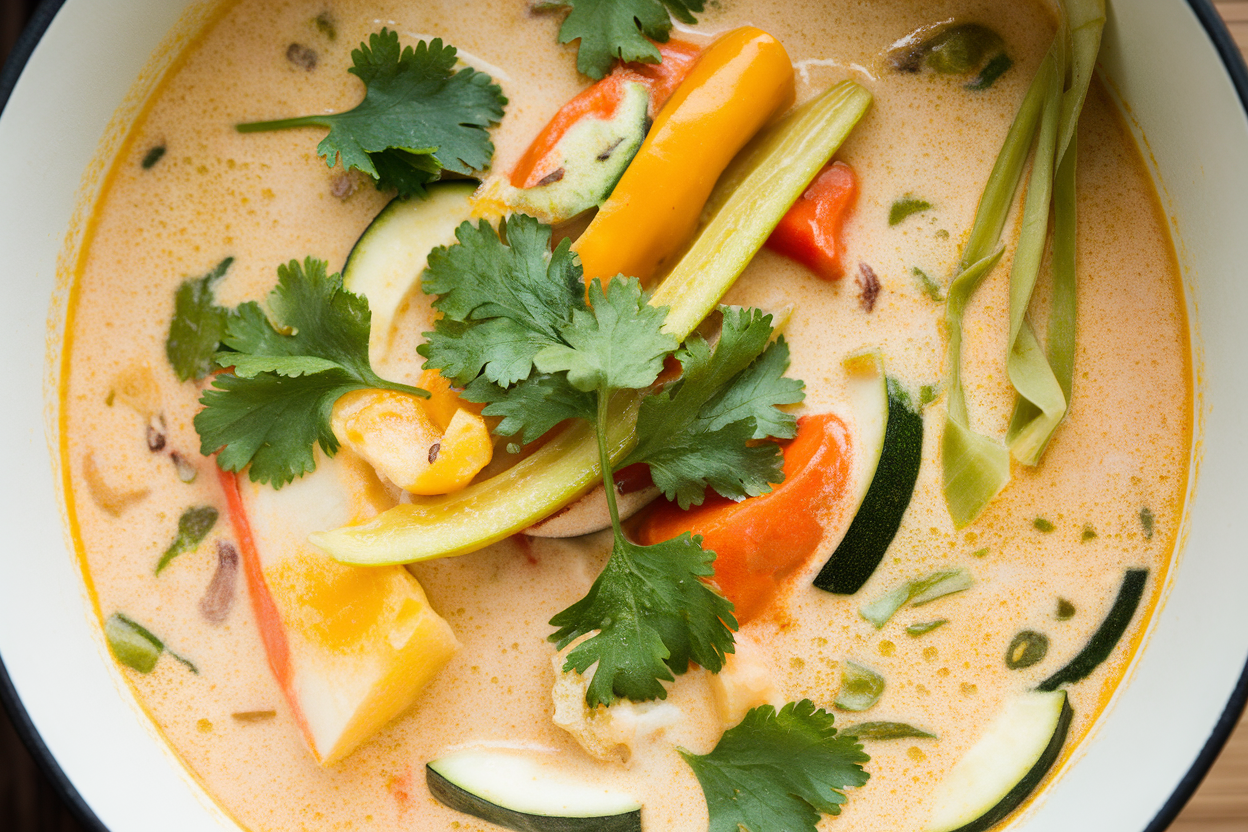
341, 180, 478, 367
814, 351, 923, 594
426, 750, 642, 832
1038, 568, 1148, 692
924, 690, 1072, 832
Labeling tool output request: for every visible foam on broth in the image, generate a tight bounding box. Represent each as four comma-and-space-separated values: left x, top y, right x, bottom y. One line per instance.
58, 0, 1190, 829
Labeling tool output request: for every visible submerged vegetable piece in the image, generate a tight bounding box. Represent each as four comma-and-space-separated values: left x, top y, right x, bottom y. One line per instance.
814, 353, 923, 595
860, 569, 973, 629
427, 750, 643, 832
154, 505, 218, 575
835, 660, 885, 712
765, 161, 858, 281
639, 413, 851, 624
311, 80, 871, 566
680, 700, 869, 832
888, 195, 932, 226
841, 721, 936, 740
906, 619, 948, 637
889, 22, 1009, 88
1038, 568, 1147, 692
574, 26, 796, 285
104, 613, 197, 675
923, 690, 1072, 832
236, 31, 506, 198
545, 0, 705, 80
219, 453, 458, 765
330, 389, 491, 495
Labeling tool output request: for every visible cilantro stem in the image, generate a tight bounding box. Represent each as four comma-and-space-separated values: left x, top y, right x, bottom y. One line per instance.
236, 116, 330, 134
595, 388, 624, 538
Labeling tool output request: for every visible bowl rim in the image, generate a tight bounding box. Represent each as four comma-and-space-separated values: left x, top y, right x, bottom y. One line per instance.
2, 1, 1246, 831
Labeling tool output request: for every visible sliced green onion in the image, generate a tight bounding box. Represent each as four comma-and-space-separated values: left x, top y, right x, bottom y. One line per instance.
835, 660, 885, 712
1033, 517, 1055, 533
155, 505, 219, 575
861, 569, 972, 629
105, 613, 164, 674
841, 721, 936, 740
912, 267, 945, 301
1005, 630, 1050, 669
1139, 507, 1155, 540
906, 620, 948, 637
889, 196, 932, 226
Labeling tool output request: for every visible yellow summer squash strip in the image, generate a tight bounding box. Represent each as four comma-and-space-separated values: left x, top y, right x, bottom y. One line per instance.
311, 81, 872, 566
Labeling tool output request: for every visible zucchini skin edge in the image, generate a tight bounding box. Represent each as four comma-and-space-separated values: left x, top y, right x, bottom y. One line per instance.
1038, 568, 1149, 693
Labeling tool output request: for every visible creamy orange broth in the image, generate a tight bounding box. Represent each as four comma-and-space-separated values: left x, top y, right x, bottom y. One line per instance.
59, 0, 1190, 829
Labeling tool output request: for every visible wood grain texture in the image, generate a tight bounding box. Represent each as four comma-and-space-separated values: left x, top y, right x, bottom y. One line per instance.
1, 2, 1247, 831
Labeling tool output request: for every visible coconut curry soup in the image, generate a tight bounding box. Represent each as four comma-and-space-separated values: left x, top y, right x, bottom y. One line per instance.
60, 0, 1190, 829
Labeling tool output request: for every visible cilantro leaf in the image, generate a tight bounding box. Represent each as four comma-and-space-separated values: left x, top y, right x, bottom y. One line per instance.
548, 0, 706, 79
680, 700, 870, 832
237, 31, 506, 197
420, 215, 586, 386
535, 277, 675, 393
621, 307, 805, 507
464, 374, 595, 444
549, 533, 736, 706
166, 258, 233, 381
194, 258, 423, 486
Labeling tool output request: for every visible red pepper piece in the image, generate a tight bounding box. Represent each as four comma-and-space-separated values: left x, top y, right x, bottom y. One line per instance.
766, 161, 859, 281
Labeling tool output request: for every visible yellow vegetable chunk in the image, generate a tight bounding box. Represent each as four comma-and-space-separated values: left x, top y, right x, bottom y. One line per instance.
226, 450, 459, 766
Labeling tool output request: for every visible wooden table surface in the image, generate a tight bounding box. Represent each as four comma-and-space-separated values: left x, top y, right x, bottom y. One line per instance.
2, 1, 1248, 830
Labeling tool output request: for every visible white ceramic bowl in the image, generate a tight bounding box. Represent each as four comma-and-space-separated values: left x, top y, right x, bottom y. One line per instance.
2, 1, 1246, 829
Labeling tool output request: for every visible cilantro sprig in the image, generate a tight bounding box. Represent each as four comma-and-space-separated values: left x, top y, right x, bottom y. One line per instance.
681, 700, 870, 832
541, 0, 706, 79
165, 257, 234, 382
237, 30, 506, 197
419, 213, 803, 705
193, 258, 426, 487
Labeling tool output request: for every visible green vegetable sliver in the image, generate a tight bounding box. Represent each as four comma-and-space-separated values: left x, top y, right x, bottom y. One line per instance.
842, 721, 936, 740
861, 568, 972, 629
834, 660, 885, 712
105, 613, 164, 674
312, 81, 872, 566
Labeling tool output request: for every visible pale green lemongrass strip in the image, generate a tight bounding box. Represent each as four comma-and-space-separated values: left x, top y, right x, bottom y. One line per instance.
942, 249, 1008, 528
1003, 43, 1068, 463
1007, 0, 1103, 461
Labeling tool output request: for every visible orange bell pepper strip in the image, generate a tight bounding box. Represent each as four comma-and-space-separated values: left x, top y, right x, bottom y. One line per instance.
573, 27, 796, 285
510, 40, 702, 190
766, 161, 859, 280
637, 414, 851, 624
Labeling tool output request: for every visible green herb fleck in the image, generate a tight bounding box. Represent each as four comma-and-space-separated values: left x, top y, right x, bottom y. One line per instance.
1140, 507, 1155, 540
155, 506, 219, 575
237, 31, 506, 198
1005, 630, 1049, 669
919, 383, 942, 407
166, 258, 234, 382
971, 547, 989, 558
313, 11, 336, 40
966, 53, 1014, 91
906, 619, 947, 637
1056, 598, 1076, 620
841, 721, 935, 740
680, 700, 869, 832
912, 267, 945, 301
1033, 517, 1055, 533
889, 196, 932, 226
835, 660, 885, 711
1081, 524, 1097, 541
141, 145, 166, 169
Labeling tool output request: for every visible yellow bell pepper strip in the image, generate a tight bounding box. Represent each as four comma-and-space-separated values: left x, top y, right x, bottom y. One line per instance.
310, 80, 872, 567
573, 26, 796, 286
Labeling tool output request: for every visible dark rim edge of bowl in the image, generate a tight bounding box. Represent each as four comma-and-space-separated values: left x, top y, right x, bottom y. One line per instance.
1, 6, 109, 831
1139, 1, 1248, 824
0, 2, 1246, 832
